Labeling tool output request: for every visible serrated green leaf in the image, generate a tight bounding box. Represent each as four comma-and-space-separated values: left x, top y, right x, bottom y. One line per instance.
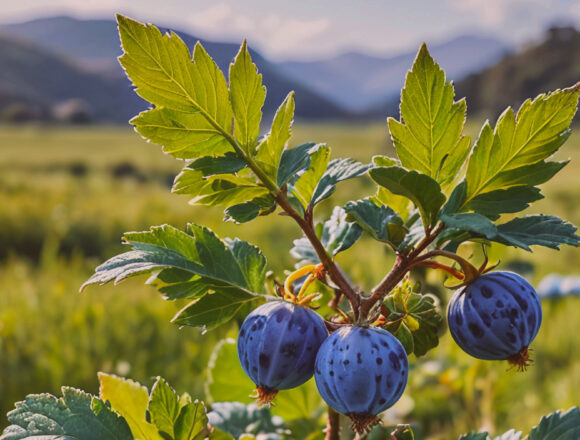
230, 40, 266, 152
388, 43, 470, 188
381, 281, 442, 356
186, 154, 248, 176
1, 387, 133, 440
276, 142, 319, 187
344, 198, 407, 249
493, 430, 523, 440
370, 166, 445, 229
291, 145, 330, 208
465, 85, 579, 203
310, 158, 370, 206
117, 15, 232, 139
82, 225, 268, 328
440, 213, 498, 240
466, 186, 543, 216
495, 215, 580, 251
172, 290, 260, 330
148, 377, 180, 437
83, 224, 266, 294
528, 407, 580, 440
99, 373, 162, 440
131, 108, 232, 160
208, 402, 285, 439
174, 401, 210, 440
290, 207, 362, 264
256, 93, 295, 178
224, 195, 276, 224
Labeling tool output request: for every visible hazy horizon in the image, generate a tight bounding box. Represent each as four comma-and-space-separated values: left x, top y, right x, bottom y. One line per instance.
1, 0, 579, 61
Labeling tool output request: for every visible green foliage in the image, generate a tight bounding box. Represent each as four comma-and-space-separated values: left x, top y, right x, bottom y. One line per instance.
380, 279, 442, 356
229, 40, 266, 153
0, 387, 133, 440
291, 206, 362, 264
344, 198, 407, 248
370, 165, 446, 229
208, 402, 286, 439
459, 406, 580, 440
464, 86, 579, 204
81, 224, 268, 330
388, 43, 470, 189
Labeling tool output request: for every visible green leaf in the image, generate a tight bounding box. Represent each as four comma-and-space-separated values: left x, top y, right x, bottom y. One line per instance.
495, 215, 580, 251
205, 339, 255, 405
208, 403, 286, 439
465, 84, 579, 203
381, 280, 442, 357
172, 170, 268, 208
466, 186, 543, 217
82, 225, 268, 329
388, 43, 470, 188
290, 207, 362, 264
440, 213, 498, 240
310, 158, 370, 206
229, 40, 266, 152
99, 373, 163, 440
83, 224, 266, 295
270, 378, 323, 422
291, 145, 330, 208
344, 198, 407, 247
131, 108, 232, 160
528, 407, 580, 440
1, 388, 133, 440
370, 166, 446, 229
276, 142, 319, 187
184, 154, 247, 176
117, 15, 232, 138
172, 290, 261, 330
255, 93, 295, 178
174, 401, 211, 440
224, 195, 276, 224
148, 377, 181, 438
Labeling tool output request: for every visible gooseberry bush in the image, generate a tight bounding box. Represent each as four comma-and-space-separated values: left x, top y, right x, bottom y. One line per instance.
3, 14, 580, 440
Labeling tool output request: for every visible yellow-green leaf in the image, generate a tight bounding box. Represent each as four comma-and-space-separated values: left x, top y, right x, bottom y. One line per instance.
98, 372, 163, 440
230, 40, 266, 152
388, 43, 470, 189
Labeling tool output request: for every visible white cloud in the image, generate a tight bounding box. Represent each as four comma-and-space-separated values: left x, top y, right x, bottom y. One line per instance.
447, 0, 526, 26
187, 3, 231, 32
570, 2, 580, 21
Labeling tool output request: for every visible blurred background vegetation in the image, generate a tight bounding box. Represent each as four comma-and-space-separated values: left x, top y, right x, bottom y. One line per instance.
1, 7, 580, 438
1, 118, 579, 438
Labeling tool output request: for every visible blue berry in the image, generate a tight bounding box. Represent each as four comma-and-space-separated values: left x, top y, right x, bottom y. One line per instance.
314, 326, 408, 433
237, 301, 328, 403
447, 271, 542, 369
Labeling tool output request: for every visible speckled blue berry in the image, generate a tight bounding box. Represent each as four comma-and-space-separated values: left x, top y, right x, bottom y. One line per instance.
447, 271, 542, 361
237, 301, 328, 395
314, 326, 408, 419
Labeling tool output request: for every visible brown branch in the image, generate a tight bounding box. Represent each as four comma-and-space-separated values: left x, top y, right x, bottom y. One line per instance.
275, 194, 361, 318
325, 407, 340, 440
359, 224, 444, 319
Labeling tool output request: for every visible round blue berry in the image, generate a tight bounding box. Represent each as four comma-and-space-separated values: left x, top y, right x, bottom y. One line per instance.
447, 271, 542, 361
314, 326, 408, 418
237, 301, 328, 393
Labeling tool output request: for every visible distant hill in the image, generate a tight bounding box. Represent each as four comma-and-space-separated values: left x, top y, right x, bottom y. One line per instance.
279, 35, 510, 112
455, 26, 580, 119
0, 16, 351, 121
0, 33, 142, 122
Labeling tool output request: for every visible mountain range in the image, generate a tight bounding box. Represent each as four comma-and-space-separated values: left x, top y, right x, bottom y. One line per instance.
0, 16, 576, 123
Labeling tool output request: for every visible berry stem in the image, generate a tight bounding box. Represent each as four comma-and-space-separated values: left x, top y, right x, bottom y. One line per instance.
325, 407, 340, 440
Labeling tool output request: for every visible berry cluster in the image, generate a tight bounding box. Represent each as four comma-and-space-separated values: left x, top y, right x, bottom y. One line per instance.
237, 270, 543, 433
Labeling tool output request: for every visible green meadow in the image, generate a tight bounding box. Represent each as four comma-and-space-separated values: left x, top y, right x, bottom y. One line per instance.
1, 122, 579, 438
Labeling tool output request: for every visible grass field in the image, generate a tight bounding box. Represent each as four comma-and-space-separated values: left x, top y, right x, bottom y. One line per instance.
1, 122, 579, 438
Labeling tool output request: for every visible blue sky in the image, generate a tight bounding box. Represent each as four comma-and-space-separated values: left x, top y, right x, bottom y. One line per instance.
2, 0, 580, 60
